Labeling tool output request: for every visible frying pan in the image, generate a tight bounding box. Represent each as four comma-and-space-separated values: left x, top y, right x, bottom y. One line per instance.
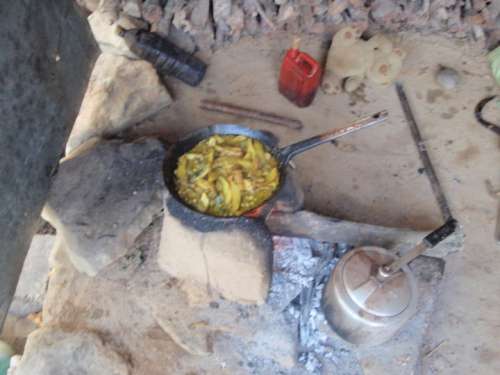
163, 111, 388, 219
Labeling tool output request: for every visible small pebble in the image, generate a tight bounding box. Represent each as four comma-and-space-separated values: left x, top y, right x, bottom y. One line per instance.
435, 66, 460, 90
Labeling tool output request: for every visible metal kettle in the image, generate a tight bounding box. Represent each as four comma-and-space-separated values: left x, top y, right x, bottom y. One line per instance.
322, 218, 457, 347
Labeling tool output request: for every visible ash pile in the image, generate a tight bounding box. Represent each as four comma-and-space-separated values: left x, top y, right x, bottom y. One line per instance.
269, 237, 359, 375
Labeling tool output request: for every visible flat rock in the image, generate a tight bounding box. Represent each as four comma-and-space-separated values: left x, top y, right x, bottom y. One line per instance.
66, 53, 171, 153
42, 138, 165, 276
8, 235, 55, 317
12, 327, 130, 375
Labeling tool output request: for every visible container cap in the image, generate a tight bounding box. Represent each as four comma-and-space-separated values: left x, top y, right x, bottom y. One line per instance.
341, 247, 412, 317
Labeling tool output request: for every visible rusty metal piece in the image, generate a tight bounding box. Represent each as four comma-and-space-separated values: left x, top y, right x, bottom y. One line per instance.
200, 99, 304, 130
396, 83, 452, 222
475, 95, 500, 136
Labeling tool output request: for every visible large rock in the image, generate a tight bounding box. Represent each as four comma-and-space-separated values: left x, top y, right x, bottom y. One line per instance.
88, 6, 136, 58
42, 138, 165, 276
8, 235, 56, 317
0, 0, 97, 328
66, 53, 172, 153
12, 327, 130, 375
158, 202, 272, 305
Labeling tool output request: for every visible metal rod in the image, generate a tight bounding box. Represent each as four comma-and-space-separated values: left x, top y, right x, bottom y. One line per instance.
396, 83, 452, 221
200, 99, 304, 130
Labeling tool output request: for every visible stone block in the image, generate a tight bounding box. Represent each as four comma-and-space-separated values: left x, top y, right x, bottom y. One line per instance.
157, 201, 272, 305
43, 139, 165, 276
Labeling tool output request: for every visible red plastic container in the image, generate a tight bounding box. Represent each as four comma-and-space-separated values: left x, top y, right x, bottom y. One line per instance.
278, 40, 322, 108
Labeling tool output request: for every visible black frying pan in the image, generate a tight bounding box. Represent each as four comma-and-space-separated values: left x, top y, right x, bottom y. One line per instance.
163, 111, 388, 219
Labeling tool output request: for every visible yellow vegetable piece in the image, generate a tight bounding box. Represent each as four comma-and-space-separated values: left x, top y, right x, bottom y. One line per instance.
191, 164, 210, 181
243, 179, 253, 192
215, 145, 243, 157
185, 153, 203, 160
195, 178, 214, 191
230, 181, 241, 213
217, 176, 232, 206
175, 157, 187, 180
244, 138, 256, 160
233, 170, 244, 188
266, 167, 278, 183
199, 192, 210, 212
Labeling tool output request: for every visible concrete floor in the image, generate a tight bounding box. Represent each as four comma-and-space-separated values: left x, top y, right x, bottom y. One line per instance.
136, 31, 500, 374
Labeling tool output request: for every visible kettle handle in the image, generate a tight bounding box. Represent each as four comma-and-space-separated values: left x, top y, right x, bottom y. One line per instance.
380, 218, 458, 277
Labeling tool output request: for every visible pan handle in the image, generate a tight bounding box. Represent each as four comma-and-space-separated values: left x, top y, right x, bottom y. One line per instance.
278, 111, 389, 165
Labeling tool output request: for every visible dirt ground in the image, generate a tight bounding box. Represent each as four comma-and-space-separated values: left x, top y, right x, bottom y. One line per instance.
134, 31, 500, 374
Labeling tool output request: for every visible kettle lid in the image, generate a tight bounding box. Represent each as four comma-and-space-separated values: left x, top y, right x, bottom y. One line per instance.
340, 247, 413, 317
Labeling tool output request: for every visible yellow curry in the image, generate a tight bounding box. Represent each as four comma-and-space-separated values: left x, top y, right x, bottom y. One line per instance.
174, 135, 280, 216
